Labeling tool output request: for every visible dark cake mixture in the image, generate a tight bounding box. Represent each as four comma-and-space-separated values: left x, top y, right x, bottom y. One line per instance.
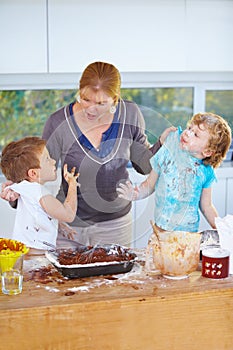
57, 244, 136, 265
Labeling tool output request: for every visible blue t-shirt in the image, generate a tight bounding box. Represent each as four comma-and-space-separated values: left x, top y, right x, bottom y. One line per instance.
150, 126, 216, 232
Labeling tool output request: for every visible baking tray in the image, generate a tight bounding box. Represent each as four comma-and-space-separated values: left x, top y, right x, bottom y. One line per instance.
45, 245, 137, 279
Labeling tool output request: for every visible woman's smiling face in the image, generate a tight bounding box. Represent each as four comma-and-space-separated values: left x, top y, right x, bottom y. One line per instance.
180, 123, 212, 159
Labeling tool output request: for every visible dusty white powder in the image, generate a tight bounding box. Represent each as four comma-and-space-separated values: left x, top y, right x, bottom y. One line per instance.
45, 286, 60, 292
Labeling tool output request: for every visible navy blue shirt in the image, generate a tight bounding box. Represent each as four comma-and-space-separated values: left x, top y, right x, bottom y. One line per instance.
69, 102, 120, 158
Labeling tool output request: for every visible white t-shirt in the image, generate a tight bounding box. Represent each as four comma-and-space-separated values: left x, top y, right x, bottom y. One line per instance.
9, 181, 58, 249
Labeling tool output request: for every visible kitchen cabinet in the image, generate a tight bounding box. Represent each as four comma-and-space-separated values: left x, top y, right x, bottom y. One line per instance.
1, 0, 232, 75
0, 0, 47, 74
48, 0, 186, 73
48, 0, 233, 73
186, 0, 233, 71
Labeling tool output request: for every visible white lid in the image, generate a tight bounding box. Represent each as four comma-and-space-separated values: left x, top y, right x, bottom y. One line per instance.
202, 247, 230, 258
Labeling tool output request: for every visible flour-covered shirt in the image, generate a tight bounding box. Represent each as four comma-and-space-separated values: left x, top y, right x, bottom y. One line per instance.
8, 181, 58, 249
150, 127, 216, 232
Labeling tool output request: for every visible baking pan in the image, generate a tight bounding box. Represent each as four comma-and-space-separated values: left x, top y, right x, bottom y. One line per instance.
45, 245, 137, 279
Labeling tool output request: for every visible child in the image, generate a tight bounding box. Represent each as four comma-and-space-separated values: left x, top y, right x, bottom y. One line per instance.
117, 113, 232, 233
0, 136, 79, 252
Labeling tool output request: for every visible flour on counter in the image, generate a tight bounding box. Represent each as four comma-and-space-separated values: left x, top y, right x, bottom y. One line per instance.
45, 286, 60, 293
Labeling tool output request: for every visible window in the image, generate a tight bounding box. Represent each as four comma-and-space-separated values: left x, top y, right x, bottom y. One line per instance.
0, 83, 232, 161
206, 90, 233, 132
0, 87, 193, 148
0, 90, 76, 149
121, 88, 193, 144
205, 89, 233, 161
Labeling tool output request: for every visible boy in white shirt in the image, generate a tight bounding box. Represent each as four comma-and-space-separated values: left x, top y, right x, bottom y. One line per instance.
0, 136, 79, 252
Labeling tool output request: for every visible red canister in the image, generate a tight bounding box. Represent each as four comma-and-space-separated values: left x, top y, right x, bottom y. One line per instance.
202, 248, 230, 279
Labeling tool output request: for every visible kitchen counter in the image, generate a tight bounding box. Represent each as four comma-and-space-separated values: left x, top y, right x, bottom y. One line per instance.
1, 251, 233, 350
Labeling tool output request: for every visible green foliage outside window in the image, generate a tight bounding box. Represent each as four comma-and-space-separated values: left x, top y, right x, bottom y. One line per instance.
206, 90, 233, 132
0, 87, 193, 149
0, 90, 76, 149
121, 88, 193, 143
0, 88, 232, 150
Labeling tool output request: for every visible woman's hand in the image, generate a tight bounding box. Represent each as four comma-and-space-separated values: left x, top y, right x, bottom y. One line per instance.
0, 181, 19, 202
58, 222, 77, 240
63, 164, 80, 186
159, 126, 177, 145
117, 181, 139, 201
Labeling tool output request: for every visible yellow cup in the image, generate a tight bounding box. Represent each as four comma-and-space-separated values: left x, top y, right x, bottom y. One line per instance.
0, 250, 24, 273
0, 238, 29, 295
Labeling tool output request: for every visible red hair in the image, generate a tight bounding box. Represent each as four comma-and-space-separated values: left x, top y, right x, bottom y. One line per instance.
0, 137, 46, 183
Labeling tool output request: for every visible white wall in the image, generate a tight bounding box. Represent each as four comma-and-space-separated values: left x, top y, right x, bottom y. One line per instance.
0, 0, 233, 75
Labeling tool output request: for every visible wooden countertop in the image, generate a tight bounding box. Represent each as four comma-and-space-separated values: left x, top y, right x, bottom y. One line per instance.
1, 250, 233, 350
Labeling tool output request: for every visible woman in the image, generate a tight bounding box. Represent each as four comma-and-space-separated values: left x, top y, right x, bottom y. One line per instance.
1, 61, 174, 247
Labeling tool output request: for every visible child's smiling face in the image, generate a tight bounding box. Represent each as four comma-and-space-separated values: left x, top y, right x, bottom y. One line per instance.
180, 123, 212, 159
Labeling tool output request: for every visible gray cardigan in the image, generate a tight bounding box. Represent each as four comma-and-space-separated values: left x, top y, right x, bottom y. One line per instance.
42, 99, 160, 227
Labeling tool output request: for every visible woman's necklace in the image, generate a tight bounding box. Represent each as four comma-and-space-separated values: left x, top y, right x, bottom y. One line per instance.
64, 99, 126, 165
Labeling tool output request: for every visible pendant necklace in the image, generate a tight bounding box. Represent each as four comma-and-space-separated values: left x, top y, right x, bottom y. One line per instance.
64, 98, 126, 165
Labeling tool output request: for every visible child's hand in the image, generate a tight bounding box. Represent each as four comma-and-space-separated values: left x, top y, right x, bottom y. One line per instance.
159, 126, 177, 144
0, 181, 19, 202
117, 181, 139, 201
58, 222, 77, 240
63, 164, 80, 186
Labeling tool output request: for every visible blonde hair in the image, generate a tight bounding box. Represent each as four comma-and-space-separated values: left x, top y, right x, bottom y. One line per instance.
0, 137, 46, 183
188, 112, 232, 168
79, 61, 121, 105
